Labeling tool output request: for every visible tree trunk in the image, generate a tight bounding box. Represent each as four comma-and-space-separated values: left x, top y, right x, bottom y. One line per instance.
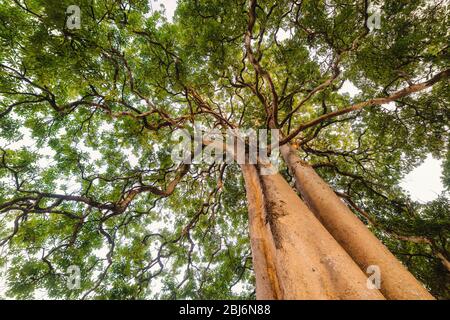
242, 164, 385, 300
241, 164, 282, 299
280, 144, 435, 300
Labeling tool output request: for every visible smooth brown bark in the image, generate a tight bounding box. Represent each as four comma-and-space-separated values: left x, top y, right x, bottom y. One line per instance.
241, 164, 282, 299
258, 170, 385, 300
280, 144, 435, 300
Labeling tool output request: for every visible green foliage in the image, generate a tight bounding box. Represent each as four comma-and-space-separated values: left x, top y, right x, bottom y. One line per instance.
0, 0, 448, 299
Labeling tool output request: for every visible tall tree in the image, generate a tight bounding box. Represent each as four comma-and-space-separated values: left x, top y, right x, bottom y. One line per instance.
0, 0, 448, 299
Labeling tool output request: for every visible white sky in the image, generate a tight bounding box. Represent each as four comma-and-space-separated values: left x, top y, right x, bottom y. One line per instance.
151, 0, 178, 21
401, 155, 444, 203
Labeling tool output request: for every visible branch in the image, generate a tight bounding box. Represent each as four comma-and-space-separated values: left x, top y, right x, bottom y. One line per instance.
280, 68, 450, 145
244, 0, 279, 127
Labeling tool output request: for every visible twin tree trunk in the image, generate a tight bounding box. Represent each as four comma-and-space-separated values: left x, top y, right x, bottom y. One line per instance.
240, 145, 435, 300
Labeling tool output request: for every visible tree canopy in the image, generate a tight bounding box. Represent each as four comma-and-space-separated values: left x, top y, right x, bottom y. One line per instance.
0, 0, 449, 299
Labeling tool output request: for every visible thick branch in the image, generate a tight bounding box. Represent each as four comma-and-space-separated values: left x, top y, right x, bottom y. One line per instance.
280, 69, 450, 145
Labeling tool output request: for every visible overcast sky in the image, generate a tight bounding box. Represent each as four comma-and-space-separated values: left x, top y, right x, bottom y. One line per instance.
151, 0, 178, 21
